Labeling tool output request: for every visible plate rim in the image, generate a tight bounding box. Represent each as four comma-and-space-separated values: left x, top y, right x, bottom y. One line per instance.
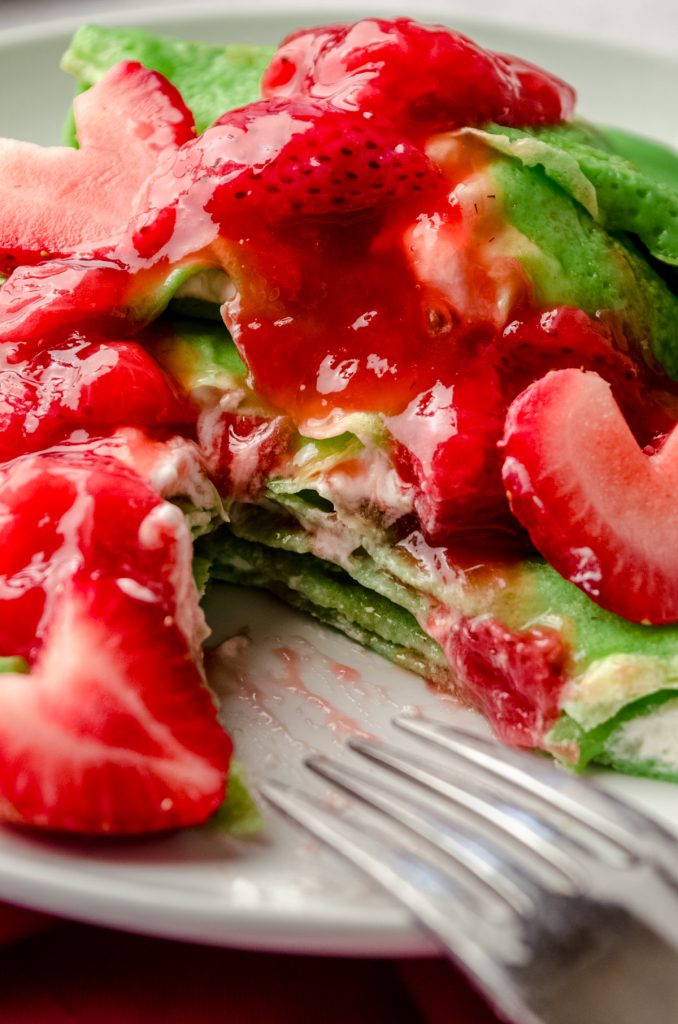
1, 0, 677, 65
0, 2, 676, 957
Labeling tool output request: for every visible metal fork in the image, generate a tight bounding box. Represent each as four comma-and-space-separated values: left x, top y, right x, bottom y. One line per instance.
261, 714, 678, 1024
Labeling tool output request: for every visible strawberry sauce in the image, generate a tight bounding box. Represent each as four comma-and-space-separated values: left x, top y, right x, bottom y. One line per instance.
262, 18, 575, 139
0, 17, 670, 813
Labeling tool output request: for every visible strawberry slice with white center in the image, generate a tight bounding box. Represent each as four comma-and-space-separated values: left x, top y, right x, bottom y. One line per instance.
0, 451, 230, 833
502, 368, 678, 624
0, 61, 195, 272
0, 572, 230, 834
0, 453, 197, 662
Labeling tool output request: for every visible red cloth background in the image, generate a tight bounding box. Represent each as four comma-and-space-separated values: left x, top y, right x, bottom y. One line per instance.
0, 903, 503, 1023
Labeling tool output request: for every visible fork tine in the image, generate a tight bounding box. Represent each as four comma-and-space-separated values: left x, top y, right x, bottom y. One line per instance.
261, 777, 541, 1024
394, 714, 676, 862
263, 773, 678, 1024
306, 752, 570, 911
347, 735, 616, 881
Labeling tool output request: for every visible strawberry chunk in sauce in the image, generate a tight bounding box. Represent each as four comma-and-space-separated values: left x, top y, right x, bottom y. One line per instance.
201, 411, 293, 499
0, 335, 195, 463
262, 18, 575, 139
443, 614, 567, 747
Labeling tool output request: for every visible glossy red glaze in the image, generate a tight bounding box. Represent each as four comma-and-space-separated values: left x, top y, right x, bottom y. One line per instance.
389, 343, 509, 538
0, 335, 195, 462
262, 18, 575, 139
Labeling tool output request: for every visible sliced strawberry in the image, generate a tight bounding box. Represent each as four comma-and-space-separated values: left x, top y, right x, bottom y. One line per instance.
261, 18, 575, 138
0, 336, 195, 462
0, 256, 190, 354
61, 428, 212, 504
502, 368, 678, 624
439, 614, 566, 747
0, 449, 229, 833
211, 100, 440, 222
200, 410, 293, 498
0, 62, 195, 272
389, 357, 509, 540
130, 98, 440, 260
0, 452, 191, 662
496, 307, 678, 444
0, 572, 230, 834
0, 259, 135, 354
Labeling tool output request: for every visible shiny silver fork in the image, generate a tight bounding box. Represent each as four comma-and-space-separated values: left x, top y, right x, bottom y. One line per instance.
261, 714, 678, 1024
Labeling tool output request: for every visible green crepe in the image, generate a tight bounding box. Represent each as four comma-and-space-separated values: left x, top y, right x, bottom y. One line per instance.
61, 25, 678, 375
198, 497, 678, 781
57, 25, 678, 783
483, 122, 678, 267
473, 125, 678, 377
61, 24, 273, 140
604, 127, 678, 190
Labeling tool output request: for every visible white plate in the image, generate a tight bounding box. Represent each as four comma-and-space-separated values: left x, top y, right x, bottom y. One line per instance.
0, 4, 677, 958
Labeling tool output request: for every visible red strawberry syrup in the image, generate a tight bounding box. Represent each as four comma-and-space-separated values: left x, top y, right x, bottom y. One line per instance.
2, 18, 668, 761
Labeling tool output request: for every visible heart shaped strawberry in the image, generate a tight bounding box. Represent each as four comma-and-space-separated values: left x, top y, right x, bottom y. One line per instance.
0, 573, 230, 834
502, 368, 678, 624
0, 61, 195, 272
0, 452, 230, 833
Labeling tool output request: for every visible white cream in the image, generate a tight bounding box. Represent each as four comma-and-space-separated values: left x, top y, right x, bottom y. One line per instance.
607, 701, 678, 768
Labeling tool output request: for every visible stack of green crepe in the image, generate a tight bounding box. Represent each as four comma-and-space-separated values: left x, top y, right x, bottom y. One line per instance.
60, 24, 678, 781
